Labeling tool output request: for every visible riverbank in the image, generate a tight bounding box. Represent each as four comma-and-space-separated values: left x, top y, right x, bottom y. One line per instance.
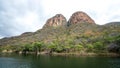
49, 52, 120, 57
0, 51, 120, 57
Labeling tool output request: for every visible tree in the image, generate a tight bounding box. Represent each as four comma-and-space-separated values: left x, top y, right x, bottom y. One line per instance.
74, 44, 84, 52
0, 46, 3, 52
47, 42, 56, 53
55, 44, 65, 52
33, 42, 43, 54
86, 44, 94, 52
22, 44, 33, 53
93, 42, 104, 52
64, 45, 71, 53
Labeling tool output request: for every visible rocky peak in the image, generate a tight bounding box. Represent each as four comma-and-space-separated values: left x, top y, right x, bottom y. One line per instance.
68, 11, 95, 25
43, 14, 67, 28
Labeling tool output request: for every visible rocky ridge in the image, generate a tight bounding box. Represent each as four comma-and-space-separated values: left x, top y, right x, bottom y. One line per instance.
68, 11, 95, 25
43, 11, 95, 27
43, 14, 67, 28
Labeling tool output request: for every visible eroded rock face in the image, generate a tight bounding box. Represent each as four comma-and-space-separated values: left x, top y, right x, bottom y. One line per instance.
43, 14, 67, 28
68, 11, 95, 25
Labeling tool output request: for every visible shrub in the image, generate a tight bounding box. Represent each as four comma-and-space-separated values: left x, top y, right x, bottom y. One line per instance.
74, 44, 84, 51
86, 44, 94, 52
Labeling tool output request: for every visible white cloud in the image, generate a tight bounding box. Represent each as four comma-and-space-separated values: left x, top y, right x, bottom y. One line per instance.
14, 11, 41, 32
42, 0, 120, 25
0, 0, 44, 38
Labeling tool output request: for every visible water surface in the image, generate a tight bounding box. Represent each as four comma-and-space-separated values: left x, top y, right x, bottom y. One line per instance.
0, 54, 120, 68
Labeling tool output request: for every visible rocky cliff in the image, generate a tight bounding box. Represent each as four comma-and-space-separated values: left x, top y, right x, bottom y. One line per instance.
43, 14, 67, 28
68, 11, 95, 25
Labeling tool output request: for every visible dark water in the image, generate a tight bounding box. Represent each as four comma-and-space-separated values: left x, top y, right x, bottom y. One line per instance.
0, 54, 120, 68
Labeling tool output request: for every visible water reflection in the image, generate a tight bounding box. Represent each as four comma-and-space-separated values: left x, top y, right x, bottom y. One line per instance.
108, 58, 120, 68
0, 54, 120, 68
0, 57, 31, 68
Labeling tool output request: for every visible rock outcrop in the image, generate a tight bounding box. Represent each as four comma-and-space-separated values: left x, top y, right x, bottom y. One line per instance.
68, 11, 95, 25
43, 14, 67, 28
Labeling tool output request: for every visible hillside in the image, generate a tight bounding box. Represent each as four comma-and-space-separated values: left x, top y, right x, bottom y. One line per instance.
0, 11, 120, 54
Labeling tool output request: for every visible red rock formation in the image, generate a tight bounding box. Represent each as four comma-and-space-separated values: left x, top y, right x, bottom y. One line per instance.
43, 14, 67, 28
68, 11, 95, 24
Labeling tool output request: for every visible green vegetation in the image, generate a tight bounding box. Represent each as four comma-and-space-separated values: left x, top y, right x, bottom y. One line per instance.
0, 22, 120, 55
0, 34, 119, 54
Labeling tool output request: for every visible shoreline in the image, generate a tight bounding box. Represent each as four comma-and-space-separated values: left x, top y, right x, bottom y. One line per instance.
48, 52, 120, 57
0, 51, 120, 57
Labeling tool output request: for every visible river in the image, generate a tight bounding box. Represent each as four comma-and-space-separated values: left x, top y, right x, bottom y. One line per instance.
0, 54, 120, 68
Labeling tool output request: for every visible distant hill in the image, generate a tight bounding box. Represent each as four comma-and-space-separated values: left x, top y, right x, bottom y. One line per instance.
0, 11, 120, 54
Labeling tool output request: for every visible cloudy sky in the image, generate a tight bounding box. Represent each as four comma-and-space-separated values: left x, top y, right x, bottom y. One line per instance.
0, 0, 120, 38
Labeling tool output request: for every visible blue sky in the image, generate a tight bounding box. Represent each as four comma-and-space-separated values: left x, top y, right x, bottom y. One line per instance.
0, 0, 120, 38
